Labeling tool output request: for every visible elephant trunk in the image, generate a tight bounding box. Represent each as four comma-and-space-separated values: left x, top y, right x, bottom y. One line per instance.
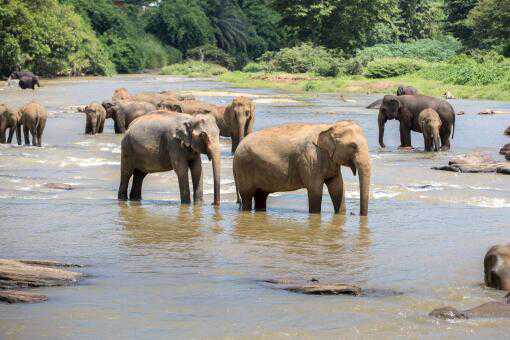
378, 111, 386, 148
354, 155, 371, 216
208, 144, 221, 206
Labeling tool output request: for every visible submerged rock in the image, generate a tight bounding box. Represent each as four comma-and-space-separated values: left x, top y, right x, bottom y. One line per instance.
44, 183, 75, 190
433, 153, 509, 175
478, 109, 510, 115
430, 297, 510, 320
0, 290, 48, 304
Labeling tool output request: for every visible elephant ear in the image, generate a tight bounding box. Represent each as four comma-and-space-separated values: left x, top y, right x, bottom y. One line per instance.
317, 127, 336, 159
388, 97, 400, 113
176, 120, 192, 149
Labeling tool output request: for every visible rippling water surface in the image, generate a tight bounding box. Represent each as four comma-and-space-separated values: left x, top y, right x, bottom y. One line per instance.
0, 75, 509, 338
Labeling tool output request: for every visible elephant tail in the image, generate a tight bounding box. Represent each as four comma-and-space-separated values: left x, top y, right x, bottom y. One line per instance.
452, 114, 455, 139
233, 160, 241, 206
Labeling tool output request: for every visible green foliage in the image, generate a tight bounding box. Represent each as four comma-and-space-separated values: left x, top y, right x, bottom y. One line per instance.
187, 44, 236, 69
444, 0, 477, 43
419, 53, 510, 86
160, 61, 228, 77
364, 58, 428, 78
259, 43, 344, 77
242, 62, 269, 73
468, 0, 510, 52
397, 0, 444, 41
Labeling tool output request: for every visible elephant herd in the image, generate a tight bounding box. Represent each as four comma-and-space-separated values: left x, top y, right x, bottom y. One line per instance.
0, 101, 47, 146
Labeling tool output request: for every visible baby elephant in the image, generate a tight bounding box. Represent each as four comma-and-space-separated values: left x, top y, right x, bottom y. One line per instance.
83, 102, 106, 135
19, 102, 47, 147
0, 104, 21, 145
485, 244, 510, 291
419, 109, 442, 152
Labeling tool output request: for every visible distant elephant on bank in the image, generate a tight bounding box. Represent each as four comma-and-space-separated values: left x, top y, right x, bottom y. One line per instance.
19, 101, 47, 146
83, 102, 107, 135
378, 95, 455, 150
118, 113, 221, 206
8, 71, 40, 90
159, 96, 255, 153
0, 104, 21, 145
234, 120, 371, 215
485, 244, 510, 291
396, 85, 419, 96
419, 109, 442, 152
102, 100, 156, 133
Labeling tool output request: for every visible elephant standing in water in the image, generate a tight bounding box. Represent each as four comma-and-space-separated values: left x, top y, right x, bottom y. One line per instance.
485, 244, 510, 291
378, 95, 455, 150
83, 102, 107, 135
0, 104, 21, 145
119, 113, 221, 206
19, 102, 47, 146
159, 96, 255, 153
418, 109, 442, 152
396, 85, 419, 96
234, 120, 371, 215
8, 71, 40, 90
102, 100, 156, 133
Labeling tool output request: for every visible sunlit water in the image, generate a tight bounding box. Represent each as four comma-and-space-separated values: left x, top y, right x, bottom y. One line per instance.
0, 75, 509, 339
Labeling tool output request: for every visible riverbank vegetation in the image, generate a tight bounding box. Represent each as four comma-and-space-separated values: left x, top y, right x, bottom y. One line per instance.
0, 0, 508, 100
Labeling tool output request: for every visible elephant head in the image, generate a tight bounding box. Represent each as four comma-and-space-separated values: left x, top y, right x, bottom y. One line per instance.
421, 111, 442, 152
396, 86, 405, 96
0, 105, 21, 144
112, 88, 132, 102
378, 95, 401, 148
180, 114, 221, 206
317, 121, 371, 216
485, 244, 510, 291
225, 96, 255, 150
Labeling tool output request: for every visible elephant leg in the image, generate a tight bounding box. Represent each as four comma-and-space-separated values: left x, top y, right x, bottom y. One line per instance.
129, 169, 147, 201
7, 128, 14, 143
231, 136, 239, 154
240, 190, 254, 211
36, 120, 45, 147
30, 127, 37, 146
189, 157, 203, 204
440, 124, 452, 151
16, 124, 21, 146
85, 119, 92, 134
399, 122, 412, 147
118, 159, 132, 200
325, 174, 345, 214
98, 118, 105, 134
175, 165, 191, 204
307, 182, 324, 214
254, 190, 269, 211
23, 125, 30, 145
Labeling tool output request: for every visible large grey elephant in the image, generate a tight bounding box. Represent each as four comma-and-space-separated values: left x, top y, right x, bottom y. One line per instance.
102, 100, 156, 133
159, 96, 255, 153
485, 244, 510, 291
378, 95, 455, 150
233, 120, 371, 215
19, 101, 47, 146
418, 108, 442, 152
83, 102, 106, 135
0, 104, 21, 145
396, 85, 419, 96
118, 113, 221, 206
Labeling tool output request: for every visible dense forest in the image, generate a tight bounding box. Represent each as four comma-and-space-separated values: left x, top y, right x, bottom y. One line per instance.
0, 0, 508, 78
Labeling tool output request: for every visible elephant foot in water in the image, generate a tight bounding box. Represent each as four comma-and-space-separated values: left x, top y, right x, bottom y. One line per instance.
430, 295, 510, 319
397, 146, 415, 151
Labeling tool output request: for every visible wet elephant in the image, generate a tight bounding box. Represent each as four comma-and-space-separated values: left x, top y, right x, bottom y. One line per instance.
102, 100, 156, 133
0, 104, 21, 145
234, 120, 371, 216
112, 88, 132, 102
83, 102, 106, 135
485, 244, 510, 291
419, 108, 442, 152
19, 101, 47, 146
430, 295, 510, 319
378, 95, 455, 150
118, 113, 221, 205
396, 86, 419, 96
9, 71, 40, 90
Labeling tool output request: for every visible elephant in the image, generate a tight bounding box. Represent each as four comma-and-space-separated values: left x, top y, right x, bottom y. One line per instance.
18, 75, 40, 90
118, 112, 221, 206
112, 88, 132, 102
83, 102, 107, 135
159, 96, 255, 153
0, 104, 21, 145
430, 295, 510, 319
485, 244, 510, 291
132, 92, 177, 106
366, 98, 383, 109
102, 100, 156, 133
418, 109, 442, 152
19, 101, 47, 146
378, 95, 455, 150
233, 120, 371, 216
396, 85, 419, 96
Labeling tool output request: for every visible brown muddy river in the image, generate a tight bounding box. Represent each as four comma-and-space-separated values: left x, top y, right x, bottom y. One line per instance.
0, 75, 509, 338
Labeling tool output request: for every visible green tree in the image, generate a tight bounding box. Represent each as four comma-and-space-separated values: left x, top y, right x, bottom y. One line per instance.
444, 0, 477, 43
468, 0, 510, 54
397, 0, 442, 41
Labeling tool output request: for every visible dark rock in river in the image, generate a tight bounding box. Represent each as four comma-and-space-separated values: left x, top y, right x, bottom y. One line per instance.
430, 295, 510, 319
44, 183, 75, 190
433, 153, 509, 175
505, 126, 510, 135
0, 290, 48, 304
284, 283, 362, 296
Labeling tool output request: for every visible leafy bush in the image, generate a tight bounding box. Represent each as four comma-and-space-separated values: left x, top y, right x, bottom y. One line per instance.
160, 61, 228, 77
364, 58, 428, 78
140, 35, 173, 70
242, 62, 271, 73
418, 53, 510, 86
187, 44, 236, 70
259, 43, 344, 77
357, 38, 462, 63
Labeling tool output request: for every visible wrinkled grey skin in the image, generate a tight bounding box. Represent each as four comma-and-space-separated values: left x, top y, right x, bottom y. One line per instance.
485, 244, 510, 291
19, 101, 47, 147
378, 95, 455, 150
234, 120, 371, 216
102, 100, 156, 133
419, 108, 442, 152
83, 102, 107, 135
119, 113, 221, 206
430, 294, 510, 319
0, 104, 21, 145
396, 86, 419, 96
159, 96, 255, 153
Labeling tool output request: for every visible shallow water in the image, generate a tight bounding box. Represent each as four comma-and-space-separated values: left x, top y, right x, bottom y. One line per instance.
0, 75, 509, 339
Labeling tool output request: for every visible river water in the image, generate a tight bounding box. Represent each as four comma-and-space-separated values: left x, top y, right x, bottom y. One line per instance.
0, 75, 509, 339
